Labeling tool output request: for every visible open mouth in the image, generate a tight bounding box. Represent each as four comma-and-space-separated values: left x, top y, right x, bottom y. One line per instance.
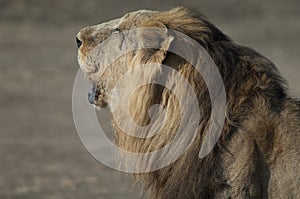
87, 84, 108, 107
88, 85, 98, 105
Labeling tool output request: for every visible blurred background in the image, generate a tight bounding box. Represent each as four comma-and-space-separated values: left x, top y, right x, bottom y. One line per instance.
0, 0, 299, 198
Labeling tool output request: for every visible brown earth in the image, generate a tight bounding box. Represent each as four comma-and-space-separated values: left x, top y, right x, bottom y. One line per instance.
0, 0, 299, 198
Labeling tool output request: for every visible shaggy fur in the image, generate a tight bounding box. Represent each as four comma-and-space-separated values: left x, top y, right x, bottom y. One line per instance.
77, 7, 300, 198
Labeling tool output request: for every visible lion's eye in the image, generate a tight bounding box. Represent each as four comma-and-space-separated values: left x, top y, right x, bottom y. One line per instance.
112, 28, 121, 34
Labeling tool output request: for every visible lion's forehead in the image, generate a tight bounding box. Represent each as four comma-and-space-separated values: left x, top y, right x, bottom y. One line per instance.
91, 10, 157, 30
91, 18, 121, 31
121, 9, 157, 21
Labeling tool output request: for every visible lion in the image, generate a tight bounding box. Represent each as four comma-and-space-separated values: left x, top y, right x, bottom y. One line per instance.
76, 7, 300, 198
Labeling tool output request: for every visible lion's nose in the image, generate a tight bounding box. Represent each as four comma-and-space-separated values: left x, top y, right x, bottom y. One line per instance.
76, 37, 82, 48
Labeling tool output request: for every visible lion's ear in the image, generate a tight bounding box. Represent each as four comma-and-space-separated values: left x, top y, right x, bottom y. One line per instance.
136, 20, 174, 64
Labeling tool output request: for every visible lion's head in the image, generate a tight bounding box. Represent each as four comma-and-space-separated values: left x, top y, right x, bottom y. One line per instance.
76, 7, 227, 108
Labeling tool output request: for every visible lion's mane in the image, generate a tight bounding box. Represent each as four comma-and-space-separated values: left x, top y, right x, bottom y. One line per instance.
78, 7, 300, 198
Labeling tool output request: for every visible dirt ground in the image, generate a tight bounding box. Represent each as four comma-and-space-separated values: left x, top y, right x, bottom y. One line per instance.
0, 0, 299, 198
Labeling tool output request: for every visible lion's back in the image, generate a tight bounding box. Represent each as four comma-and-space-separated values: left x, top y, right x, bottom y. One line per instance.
268, 99, 300, 197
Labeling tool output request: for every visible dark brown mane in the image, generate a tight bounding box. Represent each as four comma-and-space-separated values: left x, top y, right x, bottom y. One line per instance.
119, 7, 296, 198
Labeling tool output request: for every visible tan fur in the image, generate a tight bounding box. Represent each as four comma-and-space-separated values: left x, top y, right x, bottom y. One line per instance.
77, 7, 300, 198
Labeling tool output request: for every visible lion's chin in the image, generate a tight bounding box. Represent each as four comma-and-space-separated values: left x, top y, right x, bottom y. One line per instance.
95, 99, 108, 108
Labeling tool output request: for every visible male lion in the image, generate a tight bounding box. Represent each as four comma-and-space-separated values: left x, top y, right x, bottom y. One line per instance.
76, 7, 300, 198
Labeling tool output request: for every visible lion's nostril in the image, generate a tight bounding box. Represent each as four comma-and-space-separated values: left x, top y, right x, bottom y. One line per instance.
76, 37, 82, 48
